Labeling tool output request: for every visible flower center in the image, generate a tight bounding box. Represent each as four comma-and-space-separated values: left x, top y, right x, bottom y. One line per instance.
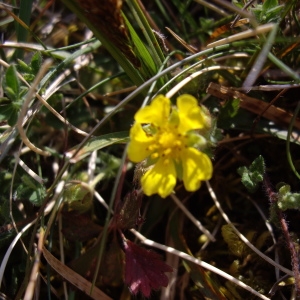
149, 125, 186, 163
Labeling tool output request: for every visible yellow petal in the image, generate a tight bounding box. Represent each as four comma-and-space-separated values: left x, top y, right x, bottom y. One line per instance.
141, 158, 176, 198
181, 148, 212, 191
135, 95, 170, 127
176, 94, 206, 133
127, 123, 154, 162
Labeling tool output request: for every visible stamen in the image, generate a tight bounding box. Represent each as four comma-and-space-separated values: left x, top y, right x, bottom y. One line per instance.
175, 140, 182, 147
148, 144, 158, 151
151, 152, 159, 159
163, 158, 170, 165
163, 148, 172, 156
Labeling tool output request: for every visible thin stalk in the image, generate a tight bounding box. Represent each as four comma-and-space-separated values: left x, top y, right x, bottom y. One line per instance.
286, 102, 300, 180
90, 146, 129, 293
206, 181, 293, 276
166, 65, 243, 98
143, 50, 183, 106
154, 50, 244, 97
65, 72, 125, 110
243, 23, 279, 88
206, 23, 275, 49
131, 229, 270, 300
44, 38, 97, 52
263, 176, 300, 296
268, 52, 300, 82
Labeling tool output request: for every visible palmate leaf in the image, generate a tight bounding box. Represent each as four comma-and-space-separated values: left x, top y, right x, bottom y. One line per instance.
123, 239, 172, 297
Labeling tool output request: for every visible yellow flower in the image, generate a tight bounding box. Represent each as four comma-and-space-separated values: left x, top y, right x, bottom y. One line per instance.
127, 94, 213, 198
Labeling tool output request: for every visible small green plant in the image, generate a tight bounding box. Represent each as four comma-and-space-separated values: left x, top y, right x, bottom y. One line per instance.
238, 156, 300, 295
1, 65, 26, 126
277, 184, 300, 211
237, 155, 265, 193
251, 0, 284, 23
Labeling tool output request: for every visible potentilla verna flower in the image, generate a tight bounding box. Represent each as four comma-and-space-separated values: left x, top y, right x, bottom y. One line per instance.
127, 94, 213, 198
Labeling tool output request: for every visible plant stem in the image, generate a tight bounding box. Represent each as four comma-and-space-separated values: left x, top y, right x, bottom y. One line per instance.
263, 176, 300, 295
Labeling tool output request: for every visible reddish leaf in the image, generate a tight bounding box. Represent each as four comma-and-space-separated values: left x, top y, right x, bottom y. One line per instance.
62, 211, 101, 242
114, 190, 144, 230
123, 240, 173, 297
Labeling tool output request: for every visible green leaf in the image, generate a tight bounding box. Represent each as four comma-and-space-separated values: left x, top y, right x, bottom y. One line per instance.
4, 65, 20, 101
19, 86, 29, 98
67, 131, 129, 162
13, 0, 34, 59
17, 52, 43, 83
7, 110, 19, 126
232, 0, 244, 9
0, 104, 11, 121
218, 99, 240, 128
30, 52, 42, 75
262, 0, 278, 11
251, 0, 283, 23
0, 103, 20, 126
64, 183, 93, 213
23, 74, 35, 82
16, 175, 46, 206
249, 155, 265, 175
0, 97, 10, 104
29, 187, 46, 206
3, 87, 16, 101
237, 155, 265, 192
277, 184, 300, 211
17, 59, 32, 73
124, 15, 157, 79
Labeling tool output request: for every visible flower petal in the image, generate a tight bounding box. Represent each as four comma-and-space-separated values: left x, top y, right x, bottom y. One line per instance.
141, 158, 176, 198
135, 95, 170, 127
127, 123, 154, 162
181, 148, 212, 191
177, 94, 206, 133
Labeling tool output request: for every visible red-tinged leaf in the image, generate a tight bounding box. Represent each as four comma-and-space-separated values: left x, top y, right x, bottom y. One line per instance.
114, 190, 144, 230
62, 211, 101, 242
68, 236, 124, 287
123, 239, 173, 297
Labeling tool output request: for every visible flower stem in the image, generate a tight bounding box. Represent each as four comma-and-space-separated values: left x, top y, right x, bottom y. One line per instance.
263, 176, 300, 296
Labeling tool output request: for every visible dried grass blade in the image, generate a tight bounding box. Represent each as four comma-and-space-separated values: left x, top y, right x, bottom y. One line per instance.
206, 82, 300, 131
43, 247, 112, 300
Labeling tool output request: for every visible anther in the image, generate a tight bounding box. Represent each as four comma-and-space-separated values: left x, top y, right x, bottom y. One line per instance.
151, 152, 159, 159
163, 148, 172, 156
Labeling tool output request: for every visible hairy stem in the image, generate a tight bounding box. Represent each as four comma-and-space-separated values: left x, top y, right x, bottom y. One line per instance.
263, 176, 300, 295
